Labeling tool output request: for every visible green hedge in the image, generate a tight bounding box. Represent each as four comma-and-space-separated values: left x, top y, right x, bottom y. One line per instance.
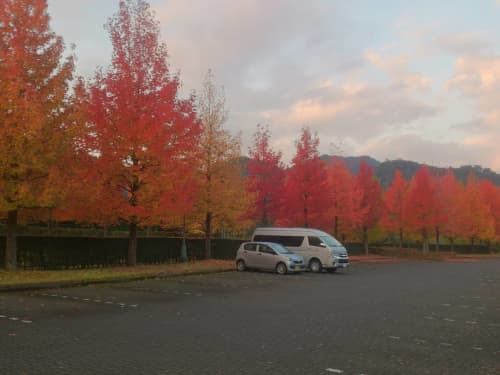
0, 237, 245, 270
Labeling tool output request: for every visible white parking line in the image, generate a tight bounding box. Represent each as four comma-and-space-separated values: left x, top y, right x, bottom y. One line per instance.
443, 318, 455, 322
440, 342, 453, 347
466, 321, 478, 325
325, 369, 344, 374
388, 336, 400, 340
472, 347, 483, 351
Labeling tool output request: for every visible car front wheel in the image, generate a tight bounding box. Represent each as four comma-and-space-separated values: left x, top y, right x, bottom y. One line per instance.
276, 262, 287, 275
309, 258, 322, 273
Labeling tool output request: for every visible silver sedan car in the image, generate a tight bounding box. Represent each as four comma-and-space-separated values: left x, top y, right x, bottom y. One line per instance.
235, 242, 305, 275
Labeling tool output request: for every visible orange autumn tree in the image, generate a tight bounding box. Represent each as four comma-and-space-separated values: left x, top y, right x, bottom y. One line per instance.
436, 170, 464, 251
404, 165, 439, 253
380, 169, 409, 249
194, 70, 248, 258
478, 180, 500, 246
0, 0, 74, 269
277, 127, 329, 229
461, 174, 495, 249
326, 158, 365, 242
356, 161, 383, 254
79, 0, 200, 265
246, 124, 285, 226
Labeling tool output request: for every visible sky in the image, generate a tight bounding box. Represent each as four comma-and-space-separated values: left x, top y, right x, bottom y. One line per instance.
47, 0, 500, 172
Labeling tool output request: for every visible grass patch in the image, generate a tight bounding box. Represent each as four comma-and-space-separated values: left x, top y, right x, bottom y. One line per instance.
0, 260, 234, 289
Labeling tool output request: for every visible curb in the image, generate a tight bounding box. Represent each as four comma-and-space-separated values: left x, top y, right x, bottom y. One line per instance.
0, 268, 235, 293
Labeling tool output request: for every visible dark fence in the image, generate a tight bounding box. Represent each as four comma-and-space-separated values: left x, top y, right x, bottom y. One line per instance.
0, 236, 495, 270
0, 236, 245, 270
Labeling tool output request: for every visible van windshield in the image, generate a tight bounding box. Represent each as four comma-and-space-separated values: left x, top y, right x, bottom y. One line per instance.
270, 243, 292, 254
320, 235, 342, 247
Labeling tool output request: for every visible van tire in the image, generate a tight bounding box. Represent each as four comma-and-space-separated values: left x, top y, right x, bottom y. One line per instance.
236, 260, 246, 272
309, 258, 322, 273
276, 262, 287, 275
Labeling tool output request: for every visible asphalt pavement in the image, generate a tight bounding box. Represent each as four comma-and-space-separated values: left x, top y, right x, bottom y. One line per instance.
1, 260, 499, 374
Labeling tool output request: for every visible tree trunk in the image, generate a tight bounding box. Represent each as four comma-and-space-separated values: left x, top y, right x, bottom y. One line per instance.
5, 209, 18, 270
205, 211, 212, 259
422, 227, 429, 254
303, 207, 308, 228
398, 227, 403, 250
127, 221, 137, 266
449, 237, 454, 252
470, 237, 475, 252
334, 216, 339, 239
435, 226, 440, 252
363, 226, 369, 254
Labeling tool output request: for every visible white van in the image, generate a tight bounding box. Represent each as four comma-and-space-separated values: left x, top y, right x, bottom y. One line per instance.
251, 227, 349, 273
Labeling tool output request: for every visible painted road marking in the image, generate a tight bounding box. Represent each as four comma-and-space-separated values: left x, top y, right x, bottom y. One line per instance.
0, 314, 32, 324
30, 293, 137, 308
443, 318, 455, 322
388, 336, 400, 340
440, 342, 453, 347
466, 321, 478, 325
472, 347, 483, 351
441, 303, 451, 307
325, 369, 344, 373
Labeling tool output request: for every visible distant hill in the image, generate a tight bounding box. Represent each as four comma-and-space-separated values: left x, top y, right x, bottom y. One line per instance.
242, 154, 500, 189
322, 155, 500, 188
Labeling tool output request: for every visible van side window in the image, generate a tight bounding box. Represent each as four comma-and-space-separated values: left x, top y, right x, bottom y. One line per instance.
308, 236, 323, 247
243, 243, 257, 251
253, 235, 304, 247
280, 236, 304, 247
253, 235, 280, 243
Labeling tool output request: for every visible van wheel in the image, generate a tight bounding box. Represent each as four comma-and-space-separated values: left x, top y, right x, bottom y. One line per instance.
236, 260, 246, 272
309, 259, 322, 273
276, 262, 287, 275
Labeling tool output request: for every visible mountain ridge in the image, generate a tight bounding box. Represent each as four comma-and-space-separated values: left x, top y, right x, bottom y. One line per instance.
320, 155, 500, 188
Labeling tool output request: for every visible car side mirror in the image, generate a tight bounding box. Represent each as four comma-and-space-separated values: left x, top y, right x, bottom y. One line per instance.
320, 243, 327, 247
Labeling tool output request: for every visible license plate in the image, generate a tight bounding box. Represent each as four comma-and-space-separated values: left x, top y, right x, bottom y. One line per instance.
294, 265, 301, 271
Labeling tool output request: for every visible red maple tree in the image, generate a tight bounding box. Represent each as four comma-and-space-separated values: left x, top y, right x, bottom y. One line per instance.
326, 158, 365, 242
380, 169, 409, 249
460, 174, 495, 248
246, 125, 285, 226
435, 170, 464, 251
277, 127, 329, 229
355, 161, 383, 253
404, 165, 438, 253
73, 0, 200, 265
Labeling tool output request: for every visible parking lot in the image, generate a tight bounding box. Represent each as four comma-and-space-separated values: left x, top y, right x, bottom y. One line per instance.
1, 260, 499, 374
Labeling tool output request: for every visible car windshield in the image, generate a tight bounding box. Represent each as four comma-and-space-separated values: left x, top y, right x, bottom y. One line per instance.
270, 243, 292, 254
320, 235, 342, 247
